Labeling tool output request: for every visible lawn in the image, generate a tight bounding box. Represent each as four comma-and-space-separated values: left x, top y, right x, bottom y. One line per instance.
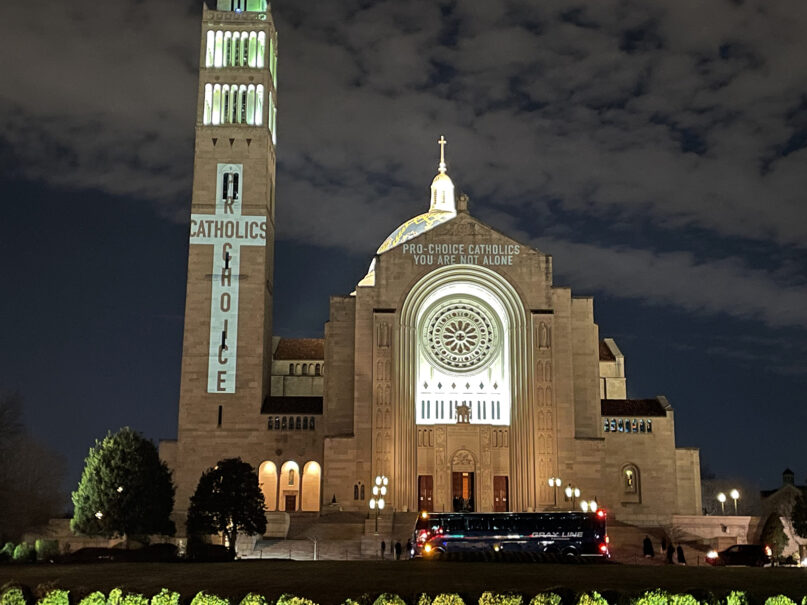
1, 561, 805, 605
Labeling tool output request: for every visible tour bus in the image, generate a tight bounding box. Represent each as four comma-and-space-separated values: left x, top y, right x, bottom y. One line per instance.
411, 510, 609, 559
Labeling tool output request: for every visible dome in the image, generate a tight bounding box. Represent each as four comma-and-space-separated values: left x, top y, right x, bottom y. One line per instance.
357, 136, 457, 288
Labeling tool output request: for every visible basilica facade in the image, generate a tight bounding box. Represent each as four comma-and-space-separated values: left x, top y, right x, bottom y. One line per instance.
161, 0, 701, 529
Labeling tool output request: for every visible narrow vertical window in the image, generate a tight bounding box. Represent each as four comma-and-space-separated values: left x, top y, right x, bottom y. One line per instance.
223, 32, 232, 66
354, 484, 359, 500
302, 417, 308, 430
281, 416, 287, 430
230, 34, 239, 68
212, 84, 222, 125
248, 32, 258, 67
255, 85, 264, 126
257, 32, 266, 68
206, 31, 215, 67
240, 32, 249, 66
214, 31, 224, 67
203, 84, 213, 125
221, 85, 230, 123
246, 85, 256, 125
239, 85, 247, 123
217, 405, 223, 427
647, 419, 653, 433
274, 417, 280, 430
267, 417, 273, 430
310, 417, 315, 430
295, 417, 301, 430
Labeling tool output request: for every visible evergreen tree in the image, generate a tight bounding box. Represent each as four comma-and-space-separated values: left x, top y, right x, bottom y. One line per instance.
791, 494, 807, 539
186, 458, 267, 558
71, 427, 175, 539
759, 513, 789, 558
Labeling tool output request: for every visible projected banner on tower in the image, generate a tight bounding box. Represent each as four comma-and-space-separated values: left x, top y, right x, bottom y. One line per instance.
189, 164, 267, 393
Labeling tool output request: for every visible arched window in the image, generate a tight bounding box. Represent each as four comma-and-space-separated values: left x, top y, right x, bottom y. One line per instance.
214, 30, 224, 67
267, 416, 273, 430
221, 85, 230, 124
203, 84, 213, 125
295, 416, 301, 430
647, 419, 653, 433
310, 416, 315, 430
205, 31, 215, 67
288, 468, 295, 485
257, 32, 266, 68
274, 417, 280, 430
246, 84, 256, 125
302, 417, 308, 430
315, 364, 321, 376
212, 84, 222, 125
302, 363, 308, 375
289, 363, 294, 375
248, 32, 258, 67
354, 484, 359, 500
281, 416, 287, 430
295, 363, 301, 375
240, 32, 249, 66
223, 31, 232, 66
255, 84, 264, 126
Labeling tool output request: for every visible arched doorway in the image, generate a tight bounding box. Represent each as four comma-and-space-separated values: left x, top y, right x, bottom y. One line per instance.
279, 461, 300, 511
451, 449, 476, 512
258, 460, 278, 511
301, 461, 321, 511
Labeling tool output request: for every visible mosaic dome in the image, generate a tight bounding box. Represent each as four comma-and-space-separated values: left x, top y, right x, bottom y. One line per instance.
357, 137, 457, 288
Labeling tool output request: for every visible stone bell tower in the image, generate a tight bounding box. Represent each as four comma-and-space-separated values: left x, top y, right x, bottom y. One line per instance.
162, 0, 279, 524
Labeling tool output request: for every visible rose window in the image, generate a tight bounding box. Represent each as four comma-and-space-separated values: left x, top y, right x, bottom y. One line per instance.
422, 301, 498, 373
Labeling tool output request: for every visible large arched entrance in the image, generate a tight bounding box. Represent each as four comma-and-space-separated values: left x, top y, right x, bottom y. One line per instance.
279, 461, 300, 511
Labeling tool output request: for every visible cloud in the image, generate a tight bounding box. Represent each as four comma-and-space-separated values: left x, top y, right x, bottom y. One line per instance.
2, 0, 806, 327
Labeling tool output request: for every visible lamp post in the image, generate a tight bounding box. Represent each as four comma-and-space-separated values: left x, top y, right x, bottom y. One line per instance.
730, 489, 740, 515
369, 475, 388, 535
717, 492, 726, 515
548, 477, 562, 508
564, 484, 580, 510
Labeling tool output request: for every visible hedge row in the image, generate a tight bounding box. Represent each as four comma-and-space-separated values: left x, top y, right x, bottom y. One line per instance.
1, 587, 806, 605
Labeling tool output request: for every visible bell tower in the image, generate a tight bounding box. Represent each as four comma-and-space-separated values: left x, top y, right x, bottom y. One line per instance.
167, 0, 279, 523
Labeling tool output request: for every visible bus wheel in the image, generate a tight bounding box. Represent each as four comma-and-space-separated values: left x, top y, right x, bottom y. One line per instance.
562, 547, 579, 562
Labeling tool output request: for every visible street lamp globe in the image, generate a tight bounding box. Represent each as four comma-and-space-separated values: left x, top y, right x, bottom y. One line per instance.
369, 499, 376, 510
565, 485, 572, 498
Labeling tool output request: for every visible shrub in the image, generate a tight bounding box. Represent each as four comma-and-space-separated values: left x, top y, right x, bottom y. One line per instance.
238, 596, 266, 605
725, 594, 747, 605
342, 601, 361, 605
108, 589, 124, 605
670, 596, 698, 605
77, 592, 106, 605
530, 596, 561, 605
0, 543, 15, 562
37, 590, 69, 605
1, 587, 28, 605
12, 544, 35, 563
276, 596, 318, 605
190, 593, 229, 605
764, 598, 796, 605
373, 596, 405, 605
416, 596, 431, 605
121, 595, 149, 605
578, 594, 608, 605
152, 591, 180, 605
432, 596, 465, 605
480, 594, 523, 605
633, 591, 670, 605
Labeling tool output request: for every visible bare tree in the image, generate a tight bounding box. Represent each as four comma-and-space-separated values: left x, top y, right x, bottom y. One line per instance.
0, 392, 66, 542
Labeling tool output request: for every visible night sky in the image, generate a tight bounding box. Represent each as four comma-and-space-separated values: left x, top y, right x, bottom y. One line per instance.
2, 0, 806, 502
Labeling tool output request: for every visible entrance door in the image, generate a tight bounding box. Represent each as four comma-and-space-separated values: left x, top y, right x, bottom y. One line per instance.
418, 475, 434, 512
284, 495, 296, 511
493, 476, 509, 512
451, 472, 475, 512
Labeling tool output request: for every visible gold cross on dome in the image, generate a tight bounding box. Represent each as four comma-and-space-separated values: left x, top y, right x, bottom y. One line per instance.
438, 135, 447, 172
